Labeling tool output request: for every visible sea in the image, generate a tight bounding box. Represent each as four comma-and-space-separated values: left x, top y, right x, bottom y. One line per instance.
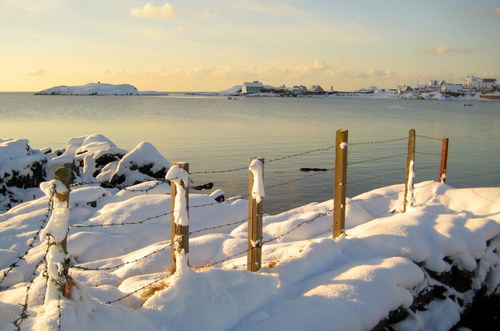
1, 92, 498, 214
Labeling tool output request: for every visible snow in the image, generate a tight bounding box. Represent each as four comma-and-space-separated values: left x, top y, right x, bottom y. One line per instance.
165, 165, 189, 226
248, 159, 265, 203
1, 139, 499, 331
35, 83, 167, 96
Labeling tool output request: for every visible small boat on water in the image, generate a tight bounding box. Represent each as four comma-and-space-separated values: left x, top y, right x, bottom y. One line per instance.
464, 103, 473, 106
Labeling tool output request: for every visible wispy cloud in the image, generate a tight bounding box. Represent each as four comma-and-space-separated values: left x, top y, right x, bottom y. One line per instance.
27, 69, 46, 77
487, 8, 500, 16
191, 8, 219, 18
130, 3, 177, 19
419, 45, 482, 55
2, 0, 64, 13
465, 9, 477, 16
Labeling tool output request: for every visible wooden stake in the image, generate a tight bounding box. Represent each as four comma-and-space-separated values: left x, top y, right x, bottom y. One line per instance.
404, 129, 416, 212
333, 129, 348, 238
54, 164, 73, 252
53, 163, 73, 298
439, 138, 449, 183
247, 157, 264, 272
170, 162, 189, 273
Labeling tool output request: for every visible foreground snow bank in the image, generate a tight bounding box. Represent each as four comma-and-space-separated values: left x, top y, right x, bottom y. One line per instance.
1, 177, 498, 330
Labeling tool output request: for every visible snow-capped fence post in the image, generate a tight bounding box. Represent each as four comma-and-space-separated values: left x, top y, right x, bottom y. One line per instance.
404, 129, 416, 212
41, 163, 74, 304
439, 138, 449, 183
333, 129, 348, 238
248, 157, 265, 272
167, 162, 190, 274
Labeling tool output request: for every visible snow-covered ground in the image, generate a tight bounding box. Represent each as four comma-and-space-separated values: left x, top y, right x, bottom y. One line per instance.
35, 83, 167, 96
0, 136, 499, 331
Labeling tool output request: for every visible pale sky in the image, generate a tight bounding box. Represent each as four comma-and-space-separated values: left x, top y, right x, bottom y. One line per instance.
1, 0, 499, 92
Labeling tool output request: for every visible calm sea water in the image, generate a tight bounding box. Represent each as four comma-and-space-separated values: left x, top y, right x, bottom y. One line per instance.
1, 92, 499, 213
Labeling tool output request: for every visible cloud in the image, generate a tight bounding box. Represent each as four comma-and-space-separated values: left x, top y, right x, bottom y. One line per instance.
419, 45, 482, 55
130, 3, 177, 19
466, 9, 477, 16
2, 0, 64, 13
27, 69, 46, 77
192, 8, 219, 17
487, 8, 500, 16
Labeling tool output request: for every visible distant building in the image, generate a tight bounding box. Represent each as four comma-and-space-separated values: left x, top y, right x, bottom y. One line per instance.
440, 84, 463, 93
291, 85, 308, 94
397, 85, 413, 94
463, 76, 497, 91
242, 81, 264, 93
308, 85, 324, 93
427, 80, 445, 89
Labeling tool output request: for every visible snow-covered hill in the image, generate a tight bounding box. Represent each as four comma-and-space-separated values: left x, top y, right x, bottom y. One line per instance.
0, 135, 499, 331
35, 83, 167, 96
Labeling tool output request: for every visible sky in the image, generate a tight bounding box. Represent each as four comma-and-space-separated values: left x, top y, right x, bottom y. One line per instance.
1, 0, 499, 92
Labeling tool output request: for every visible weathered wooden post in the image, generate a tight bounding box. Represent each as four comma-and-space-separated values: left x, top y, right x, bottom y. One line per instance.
247, 157, 264, 272
404, 129, 416, 212
41, 163, 74, 302
439, 138, 449, 183
333, 129, 348, 238
167, 162, 190, 274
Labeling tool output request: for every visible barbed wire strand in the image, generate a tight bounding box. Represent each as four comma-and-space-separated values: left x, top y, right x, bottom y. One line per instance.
105, 274, 171, 305
189, 218, 249, 236
71, 242, 170, 271
349, 137, 408, 146
416, 134, 443, 141
267, 169, 333, 191
348, 152, 407, 166
1, 186, 55, 289
11, 236, 52, 330
57, 290, 63, 331
70, 211, 171, 229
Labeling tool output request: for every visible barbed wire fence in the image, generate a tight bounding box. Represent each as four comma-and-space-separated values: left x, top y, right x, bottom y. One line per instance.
0, 129, 449, 325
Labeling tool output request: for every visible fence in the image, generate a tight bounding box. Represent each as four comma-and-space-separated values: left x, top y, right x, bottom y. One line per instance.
1, 129, 450, 329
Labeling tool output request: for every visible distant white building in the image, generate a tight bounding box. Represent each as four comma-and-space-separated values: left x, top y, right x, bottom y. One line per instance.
440, 84, 463, 93
291, 85, 308, 94
463, 76, 497, 90
308, 85, 324, 93
242, 81, 264, 93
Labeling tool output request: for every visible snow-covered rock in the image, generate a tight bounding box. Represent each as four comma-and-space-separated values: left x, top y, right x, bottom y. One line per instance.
35, 83, 167, 96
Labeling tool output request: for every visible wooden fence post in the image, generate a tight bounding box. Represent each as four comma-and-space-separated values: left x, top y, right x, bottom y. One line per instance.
333, 129, 348, 239
248, 157, 264, 272
54, 164, 73, 253
439, 138, 449, 183
404, 129, 416, 212
168, 162, 189, 273
43, 163, 74, 302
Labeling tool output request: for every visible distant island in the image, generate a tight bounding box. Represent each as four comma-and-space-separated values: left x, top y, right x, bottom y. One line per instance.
35, 82, 168, 96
